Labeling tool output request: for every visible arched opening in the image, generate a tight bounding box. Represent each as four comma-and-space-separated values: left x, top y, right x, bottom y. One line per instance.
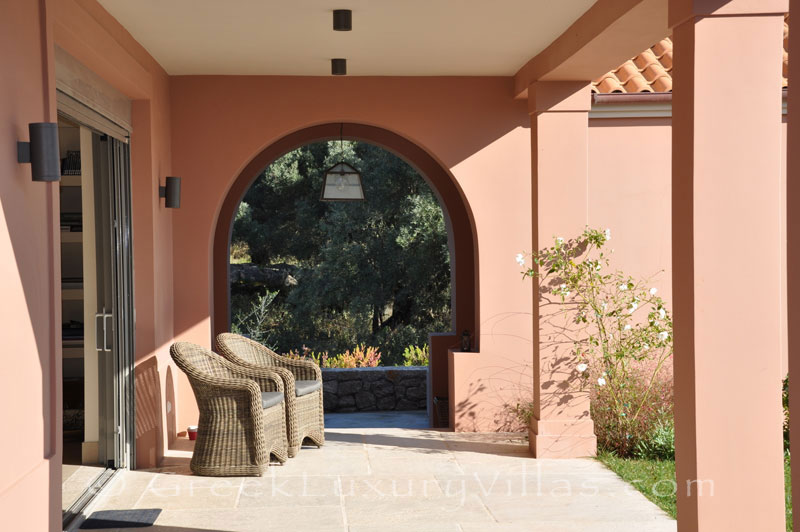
212, 123, 478, 426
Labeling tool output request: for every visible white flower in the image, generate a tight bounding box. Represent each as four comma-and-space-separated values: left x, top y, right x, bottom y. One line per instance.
659, 308, 666, 320
556, 237, 564, 245
642, 343, 650, 350
649, 287, 658, 295
515, 253, 525, 266
597, 377, 606, 386
624, 324, 632, 331
604, 228, 612, 241
619, 283, 628, 291
628, 302, 638, 314
658, 331, 669, 342
577, 363, 588, 373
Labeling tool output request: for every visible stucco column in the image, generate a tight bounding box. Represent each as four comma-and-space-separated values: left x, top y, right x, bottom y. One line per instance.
789, 1, 800, 530
670, 1, 786, 530
528, 81, 597, 458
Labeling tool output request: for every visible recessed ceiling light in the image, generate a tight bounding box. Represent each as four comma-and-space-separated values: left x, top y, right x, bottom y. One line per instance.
332, 58, 347, 75
333, 9, 352, 31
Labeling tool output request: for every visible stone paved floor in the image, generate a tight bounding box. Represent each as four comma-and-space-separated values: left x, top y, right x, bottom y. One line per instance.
71, 412, 676, 532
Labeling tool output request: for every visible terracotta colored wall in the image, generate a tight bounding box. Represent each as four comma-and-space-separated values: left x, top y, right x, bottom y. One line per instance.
0, 9, 175, 520
169, 76, 534, 432
589, 114, 789, 376
0, 1, 61, 529
589, 117, 673, 307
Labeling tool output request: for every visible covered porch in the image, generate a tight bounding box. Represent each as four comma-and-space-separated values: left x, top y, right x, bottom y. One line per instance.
70, 412, 675, 532
0, 0, 796, 530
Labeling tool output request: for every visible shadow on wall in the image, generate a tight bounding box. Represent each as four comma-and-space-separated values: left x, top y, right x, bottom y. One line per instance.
165, 365, 177, 447
454, 370, 534, 433
134, 356, 164, 469
1, 121, 61, 530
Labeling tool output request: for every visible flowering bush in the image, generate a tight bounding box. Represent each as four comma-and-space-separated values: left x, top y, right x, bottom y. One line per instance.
402, 344, 429, 366
519, 227, 674, 457
286, 344, 381, 368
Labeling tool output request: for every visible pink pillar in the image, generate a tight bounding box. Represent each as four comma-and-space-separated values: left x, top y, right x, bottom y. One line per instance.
788, 0, 800, 530
670, 1, 786, 529
528, 81, 597, 458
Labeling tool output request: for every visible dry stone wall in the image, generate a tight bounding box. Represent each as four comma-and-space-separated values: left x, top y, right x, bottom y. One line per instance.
321, 366, 428, 412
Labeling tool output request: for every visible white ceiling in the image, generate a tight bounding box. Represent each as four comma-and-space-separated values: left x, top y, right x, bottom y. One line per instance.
97, 0, 597, 76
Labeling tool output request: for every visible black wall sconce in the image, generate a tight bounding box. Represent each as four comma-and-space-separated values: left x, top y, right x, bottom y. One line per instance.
159, 176, 181, 208
17, 122, 60, 182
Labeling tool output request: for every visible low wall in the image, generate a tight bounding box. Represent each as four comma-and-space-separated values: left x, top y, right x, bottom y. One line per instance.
321, 366, 428, 412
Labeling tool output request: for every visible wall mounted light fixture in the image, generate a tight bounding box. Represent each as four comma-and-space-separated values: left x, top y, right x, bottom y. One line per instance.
159, 176, 181, 208
333, 9, 352, 31
17, 122, 60, 182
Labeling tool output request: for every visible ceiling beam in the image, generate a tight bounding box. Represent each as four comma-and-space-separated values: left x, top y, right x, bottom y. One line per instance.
513, 0, 669, 98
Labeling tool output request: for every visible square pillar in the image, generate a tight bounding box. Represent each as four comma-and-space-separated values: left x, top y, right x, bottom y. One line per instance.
528, 81, 597, 458
670, 1, 786, 530
789, 1, 800, 531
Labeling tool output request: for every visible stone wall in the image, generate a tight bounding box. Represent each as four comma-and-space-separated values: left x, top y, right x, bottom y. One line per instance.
322, 366, 428, 412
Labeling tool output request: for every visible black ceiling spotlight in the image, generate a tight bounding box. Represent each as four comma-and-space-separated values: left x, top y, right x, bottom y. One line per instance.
17, 122, 60, 182
159, 176, 181, 208
333, 9, 352, 31
331, 58, 347, 76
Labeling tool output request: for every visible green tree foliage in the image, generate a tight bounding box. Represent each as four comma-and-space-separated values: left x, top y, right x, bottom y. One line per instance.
230, 141, 450, 365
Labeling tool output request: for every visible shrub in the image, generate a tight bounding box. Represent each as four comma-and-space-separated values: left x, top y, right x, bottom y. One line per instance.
231, 291, 278, 347
284, 344, 380, 368
519, 228, 674, 457
329, 344, 381, 368
284, 345, 328, 367
634, 417, 675, 461
591, 369, 673, 457
402, 344, 429, 366
784, 375, 790, 452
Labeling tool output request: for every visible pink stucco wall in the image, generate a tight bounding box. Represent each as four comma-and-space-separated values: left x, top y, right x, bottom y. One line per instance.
589, 117, 673, 307
590, 114, 789, 376
0, 1, 61, 528
1, 0, 791, 528
168, 76, 536, 433
1, 2, 178, 524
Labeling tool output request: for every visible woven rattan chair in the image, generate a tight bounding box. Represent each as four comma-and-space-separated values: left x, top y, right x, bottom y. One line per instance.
169, 342, 288, 476
216, 333, 325, 458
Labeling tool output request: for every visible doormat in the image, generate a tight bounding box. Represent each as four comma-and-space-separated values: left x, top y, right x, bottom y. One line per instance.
80, 509, 161, 529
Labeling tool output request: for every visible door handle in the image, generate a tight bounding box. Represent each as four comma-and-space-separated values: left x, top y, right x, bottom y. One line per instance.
95, 310, 104, 352
103, 312, 113, 352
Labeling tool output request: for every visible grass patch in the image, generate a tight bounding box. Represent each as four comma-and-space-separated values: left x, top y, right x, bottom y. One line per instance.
787, 454, 793, 531
599, 452, 793, 530
597, 452, 677, 518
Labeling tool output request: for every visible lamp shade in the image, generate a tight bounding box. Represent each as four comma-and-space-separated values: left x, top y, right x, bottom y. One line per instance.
321, 162, 364, 201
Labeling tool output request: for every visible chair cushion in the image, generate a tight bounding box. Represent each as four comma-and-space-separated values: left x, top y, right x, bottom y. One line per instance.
260, 391, 283, 410
295, 380, 322, 397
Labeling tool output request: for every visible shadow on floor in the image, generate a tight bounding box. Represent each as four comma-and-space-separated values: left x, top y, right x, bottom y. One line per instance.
324, 410, 430, 429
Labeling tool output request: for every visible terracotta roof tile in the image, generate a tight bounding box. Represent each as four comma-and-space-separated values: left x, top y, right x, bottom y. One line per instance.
592, 15, 789, 94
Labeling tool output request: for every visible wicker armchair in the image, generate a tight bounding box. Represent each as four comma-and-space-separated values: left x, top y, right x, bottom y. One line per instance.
215, 333, 325, 458
169, 342, 288, 476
